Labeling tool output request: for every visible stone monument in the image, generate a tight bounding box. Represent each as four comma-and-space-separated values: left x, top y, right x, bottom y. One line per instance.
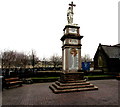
49, 1, 98, 93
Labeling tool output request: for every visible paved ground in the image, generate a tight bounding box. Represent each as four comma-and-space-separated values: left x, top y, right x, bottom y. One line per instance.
2, 79, 119, 106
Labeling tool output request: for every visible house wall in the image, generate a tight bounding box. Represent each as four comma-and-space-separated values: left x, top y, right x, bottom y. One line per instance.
94, 44, 120, 73
94, 46, 108, 72
109, 58, 120, 72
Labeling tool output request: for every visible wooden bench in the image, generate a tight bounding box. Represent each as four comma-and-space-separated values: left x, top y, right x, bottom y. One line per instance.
4, 77, 23, 89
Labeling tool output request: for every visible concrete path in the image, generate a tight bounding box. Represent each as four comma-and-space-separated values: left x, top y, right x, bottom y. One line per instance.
2, 79, 119, 106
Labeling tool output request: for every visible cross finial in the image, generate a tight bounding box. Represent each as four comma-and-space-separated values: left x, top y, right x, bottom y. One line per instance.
69, 1, 76, 7
69, 1, 76, 13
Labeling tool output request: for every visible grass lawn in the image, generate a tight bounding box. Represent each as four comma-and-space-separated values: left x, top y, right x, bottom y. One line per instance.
84, 75, 114, 78
31, 77, 60, 79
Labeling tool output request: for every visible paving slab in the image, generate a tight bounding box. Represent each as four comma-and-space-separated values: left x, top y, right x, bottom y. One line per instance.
2, 79, 119, 106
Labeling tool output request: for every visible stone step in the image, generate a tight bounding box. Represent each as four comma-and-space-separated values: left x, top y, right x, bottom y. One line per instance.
55, 81, 90, 86
52, 83, 94, 90
49, 85, 98, 94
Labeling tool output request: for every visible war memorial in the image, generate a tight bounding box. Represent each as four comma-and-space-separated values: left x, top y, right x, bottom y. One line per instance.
49, 2, 98, 93
2, 1, 119, 106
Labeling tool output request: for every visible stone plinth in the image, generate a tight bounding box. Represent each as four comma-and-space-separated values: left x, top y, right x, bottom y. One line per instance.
49, 72, 98, 94
59, 72, 84, 82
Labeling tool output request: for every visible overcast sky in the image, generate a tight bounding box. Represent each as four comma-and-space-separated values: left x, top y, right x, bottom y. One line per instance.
0, 0, 119, 60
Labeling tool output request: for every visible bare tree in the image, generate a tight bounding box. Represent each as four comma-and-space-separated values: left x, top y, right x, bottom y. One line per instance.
81, 54, 92, 62
1, 50, 16, 69
29, 50, 39, 68
14, 52, 24, 68
20, 53, 29, 69
1, 50, 39, 69
49, 54, 62, 68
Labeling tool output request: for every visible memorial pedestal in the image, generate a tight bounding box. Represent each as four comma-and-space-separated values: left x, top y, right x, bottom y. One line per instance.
59, 72, 84, 82
49, 72, 98, 94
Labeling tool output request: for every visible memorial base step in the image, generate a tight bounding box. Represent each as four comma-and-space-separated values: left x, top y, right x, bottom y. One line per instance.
49, 80, 98, 94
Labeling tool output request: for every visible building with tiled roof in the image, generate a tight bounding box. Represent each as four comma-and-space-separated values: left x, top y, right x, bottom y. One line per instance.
94, 43, 120, 73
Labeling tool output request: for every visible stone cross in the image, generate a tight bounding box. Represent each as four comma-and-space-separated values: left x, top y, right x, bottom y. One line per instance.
69, 1, 76, 14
